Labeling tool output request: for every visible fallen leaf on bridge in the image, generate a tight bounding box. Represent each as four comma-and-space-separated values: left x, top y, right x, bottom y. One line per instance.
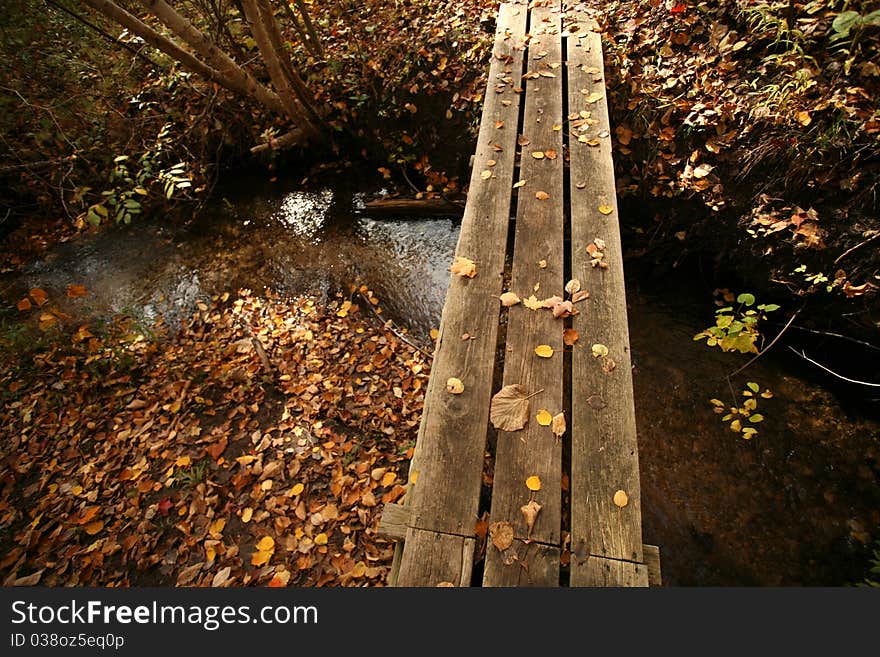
551, 412, 566, 439
526, 475, 542, 492
521, 500, 542, 536
613, 490, 629, 508
446, 377, 465, 394
489, 521, 514, 551
535, 344, 554, 358
500, 291, 521, 307
449, 256, 477, 278
490, 384, 532, 431
536, 409, 552, 426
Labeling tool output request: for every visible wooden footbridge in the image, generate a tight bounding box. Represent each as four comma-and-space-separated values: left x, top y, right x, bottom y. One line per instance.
378, 0, 660, 586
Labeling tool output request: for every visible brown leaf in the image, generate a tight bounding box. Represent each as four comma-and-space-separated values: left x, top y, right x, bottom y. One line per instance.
571, 290, 590, 303
66, 284, 88, 298
551, 412, 566, 439
520, 500, 542, 537
12, 569, 44, 586
563, 328, 579, 346
29, 288, 48, 306
489, 520, 514, 551
16, 298, 31, 312
206, 436, 227, 461
535, 191, 550, 200
489, 384, 531, 431
176, 562, 204, 586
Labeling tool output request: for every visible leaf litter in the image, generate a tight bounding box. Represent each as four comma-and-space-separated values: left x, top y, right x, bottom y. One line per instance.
0, 289, 431, 587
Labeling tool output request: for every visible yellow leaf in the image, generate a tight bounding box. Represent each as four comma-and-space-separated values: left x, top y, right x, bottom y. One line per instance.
209, 518, 226, 536
268, 569, 291, 587
256, 536, 275, 552
261, 479, 273, 491
613, 490, 628, 508
251, 549, 272, 567
380, 471, 396, 487
500, 291, 521, 307
236, 455, 256, 465
481, 169, 493, 180
523, 295, 542, 310
446, 377, 465, 394
175, 456, 191, 467
429, 328, 439, 340
314, 533, 328, 546
513, 180, 527, 188
84, 520, 104, 535
71, 485, 83, 496
525, 475, 542, 491
241, 507, 253, 523
598, 204, 613, 215
290, 483, 305, 496
591, 343, 609, 358
536, 409, 553, 426
531, 151, 545, 159
449, 256, 477, 278
350, 561, 367, 578
535, 344, 554, 358
535, 191, 550, 200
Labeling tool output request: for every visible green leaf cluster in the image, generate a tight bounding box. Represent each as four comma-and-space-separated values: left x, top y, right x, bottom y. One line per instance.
709, 382, 773, 440
693, 292, 780, 354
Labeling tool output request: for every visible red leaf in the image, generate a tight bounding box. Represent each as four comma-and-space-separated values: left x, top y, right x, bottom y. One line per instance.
157, 498, 173, 516
670, 3, 686, 14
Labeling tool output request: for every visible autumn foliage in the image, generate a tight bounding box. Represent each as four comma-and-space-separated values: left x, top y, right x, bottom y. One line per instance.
0, 290, 429, 587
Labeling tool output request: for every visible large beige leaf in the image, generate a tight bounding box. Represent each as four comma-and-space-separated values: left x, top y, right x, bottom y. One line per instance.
490, 384, 531, 432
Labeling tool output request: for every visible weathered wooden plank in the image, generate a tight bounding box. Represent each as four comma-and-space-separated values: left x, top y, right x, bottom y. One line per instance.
643, 543, 662, 587
574, 556, 649, 587
484, 541, 560, 587
566, 14, 644, 567
483, 0, 565, 587
396, 3, 528, 586
376, 502, 409, 542
396, 528, 476, 587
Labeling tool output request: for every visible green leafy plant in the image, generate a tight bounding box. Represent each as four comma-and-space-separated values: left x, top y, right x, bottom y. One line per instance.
857, 539, 880, 587
709, 382, 773, 440
694, 291, 780, 354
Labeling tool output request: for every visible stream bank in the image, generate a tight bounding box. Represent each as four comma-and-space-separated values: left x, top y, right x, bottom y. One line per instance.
2, 169, 878, 586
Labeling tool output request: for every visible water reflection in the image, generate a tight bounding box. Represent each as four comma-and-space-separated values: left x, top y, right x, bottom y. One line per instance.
275, 189, 333, 240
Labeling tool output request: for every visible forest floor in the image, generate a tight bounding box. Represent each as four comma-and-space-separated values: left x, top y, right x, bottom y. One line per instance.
1, 1, 878, 587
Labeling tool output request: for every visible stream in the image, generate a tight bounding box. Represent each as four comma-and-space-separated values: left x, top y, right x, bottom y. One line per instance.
3, 170, 878, 586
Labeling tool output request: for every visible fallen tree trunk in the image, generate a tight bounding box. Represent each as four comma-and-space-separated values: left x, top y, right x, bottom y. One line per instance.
360, 198, 464, 216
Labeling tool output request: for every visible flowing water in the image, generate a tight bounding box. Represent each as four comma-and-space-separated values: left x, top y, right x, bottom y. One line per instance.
2, 170, 878, 585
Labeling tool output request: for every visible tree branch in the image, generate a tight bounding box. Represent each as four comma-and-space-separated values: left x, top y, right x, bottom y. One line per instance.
787, 347, 880, 387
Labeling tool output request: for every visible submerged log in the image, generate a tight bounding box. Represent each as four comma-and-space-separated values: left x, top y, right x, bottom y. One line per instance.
360, 198, 464, 216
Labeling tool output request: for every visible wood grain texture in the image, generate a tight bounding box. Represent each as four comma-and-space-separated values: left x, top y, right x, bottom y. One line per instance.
643, 544, 662, 587
396, 3, 528, 585
566, 15, 644, 567
483, 0, 565, 587
574, 556, 649, 587
396, 528, 476, 587
483, 541, 560, 587
376, 502, 409, 542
